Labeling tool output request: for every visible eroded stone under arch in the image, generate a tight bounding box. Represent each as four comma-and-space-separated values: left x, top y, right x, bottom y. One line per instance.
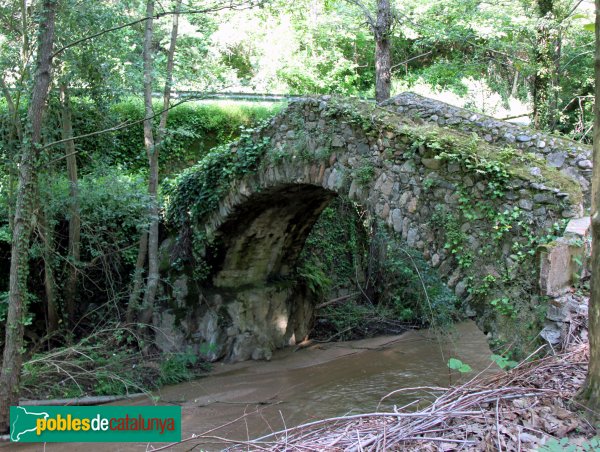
209, 184, 336, 288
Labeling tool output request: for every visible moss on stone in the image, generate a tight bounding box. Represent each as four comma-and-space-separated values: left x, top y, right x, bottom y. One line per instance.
326, 97, 583, 206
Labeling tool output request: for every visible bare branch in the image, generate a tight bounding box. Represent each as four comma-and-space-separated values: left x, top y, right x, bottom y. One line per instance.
390, 51, 433, 71
52, 0, 264, 58
562, 0, 584, 23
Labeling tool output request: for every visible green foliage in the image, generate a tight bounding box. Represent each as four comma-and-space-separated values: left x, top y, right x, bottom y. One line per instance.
19, 326, 208, 399
0, 0, 594, 400
165, 126, 271, 229
298, 261, 333, 296
426, 137, 570, 357
406, 127, 581, 206
68, 99, 283, 175
298, 198, 367, 295
163, 122, 272, 275
158, 351, 198, 386
539, 437, 600, 452
320, 301, 392, 340
490, 297, 516, 319
376, 238, 460, 328
263, 3, 374, 95
353, 162, 375, 187
299, 200, 458, 340
432, 209, 473, 270
447, 358, 472, 373
11, 166, 153, 317
296, 175, 463, 338
490, 354, 518, 370
0, 225, 9, 243
42, 166, 150, 265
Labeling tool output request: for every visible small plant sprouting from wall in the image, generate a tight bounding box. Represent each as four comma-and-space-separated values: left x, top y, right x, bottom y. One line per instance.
353, 161, 376, 187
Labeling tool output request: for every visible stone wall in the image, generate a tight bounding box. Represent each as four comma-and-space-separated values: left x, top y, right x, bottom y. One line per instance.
381, 93, 592, 203
157, 94, 587, 362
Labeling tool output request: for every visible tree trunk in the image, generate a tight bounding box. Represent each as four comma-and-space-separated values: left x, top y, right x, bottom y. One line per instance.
136, 0, 158, 328
0, 0, 27, 234
157, 0, 181, 141
127, 231, 148, 323
139, 0, 182, 326
374, 0, 392, 103
0, 77, 23, 232
533, 0, 556, 129
60, 84, 80, 325
579, 0, 600, 416
0, 0, 57, 434
511, 69, 519, 98
38, 205, 58, 334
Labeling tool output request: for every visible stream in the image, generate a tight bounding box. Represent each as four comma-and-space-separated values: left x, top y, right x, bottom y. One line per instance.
5, 321, 495, 451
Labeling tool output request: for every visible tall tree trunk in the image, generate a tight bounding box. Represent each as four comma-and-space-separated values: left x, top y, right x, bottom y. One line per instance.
38, 204, 58, 334
580, 0, 600, 416
0, 0, 57, 433
0, 77, 23, 232
136, 0, 157, 328
60, 84, 80, 325
374, 0, 392, 103
139, 0, 182, 326
511, 69, 520, 98
158, 0, 181, 142
533, 0, 556, 129
549, 29, 562, 130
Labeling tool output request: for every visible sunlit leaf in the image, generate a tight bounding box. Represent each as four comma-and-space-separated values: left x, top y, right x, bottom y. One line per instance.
448, 358, 472, 373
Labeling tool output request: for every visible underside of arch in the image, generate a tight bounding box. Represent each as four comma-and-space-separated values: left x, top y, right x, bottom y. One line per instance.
208, 184, 336, 288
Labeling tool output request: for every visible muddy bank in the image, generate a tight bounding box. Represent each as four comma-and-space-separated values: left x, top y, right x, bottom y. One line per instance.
2, 322, 492, 451
225, 343, 594, 451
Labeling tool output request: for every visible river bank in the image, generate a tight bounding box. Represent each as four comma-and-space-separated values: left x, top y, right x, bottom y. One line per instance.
5, 314, 595, 451
219, 294, 598, 451
223, 342, 594, 451
1, 321, 493, 451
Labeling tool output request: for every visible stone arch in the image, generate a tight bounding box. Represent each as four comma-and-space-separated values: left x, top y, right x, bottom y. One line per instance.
156, 94, 588, 362
208, 183, 336, 288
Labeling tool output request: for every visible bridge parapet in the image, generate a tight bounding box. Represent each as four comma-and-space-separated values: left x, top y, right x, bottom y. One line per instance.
381, 93, 592, 204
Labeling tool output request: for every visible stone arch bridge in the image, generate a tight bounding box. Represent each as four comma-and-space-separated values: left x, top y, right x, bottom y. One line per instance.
156, 93, 591, 362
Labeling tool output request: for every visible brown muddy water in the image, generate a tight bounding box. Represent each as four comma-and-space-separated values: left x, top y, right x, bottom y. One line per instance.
4, 321, 495, 451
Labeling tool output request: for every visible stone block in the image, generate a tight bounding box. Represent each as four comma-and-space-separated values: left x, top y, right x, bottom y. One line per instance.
421, 158, 441, 170
540, 323, 562, 345
538, 236, 586, 297
564, 216, 591, 237
547, 151, 567, 168
391, 209, 403, 232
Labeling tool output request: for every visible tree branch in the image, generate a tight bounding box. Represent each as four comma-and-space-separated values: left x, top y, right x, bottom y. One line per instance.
344, 0, 375, 30
390, 51, 432, 71
52, 0, 263, 58
562, 0, 584, 23
0, 76, 23, 141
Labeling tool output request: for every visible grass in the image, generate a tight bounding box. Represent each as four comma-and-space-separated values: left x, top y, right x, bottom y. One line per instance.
19, 325, 209, 401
